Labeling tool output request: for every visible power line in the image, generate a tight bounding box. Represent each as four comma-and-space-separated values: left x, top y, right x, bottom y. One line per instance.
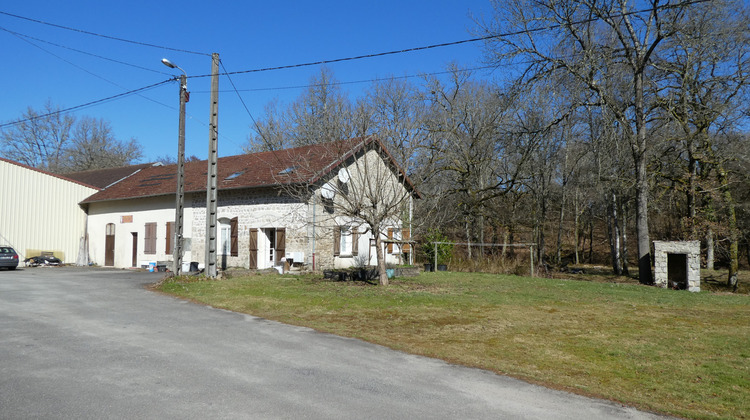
192, 38, 496, 79
0, 79, 174, 129
0, 10, 211, 56
0, 25, 222, 137
0, 26, 171, 75
219, 59, 283, 158
192, 65, 498, 94
2, 26, 178, 114
188, 0, 710, 79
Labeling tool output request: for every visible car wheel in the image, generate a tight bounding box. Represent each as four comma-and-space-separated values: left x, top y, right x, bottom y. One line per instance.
8, 267, 16, 270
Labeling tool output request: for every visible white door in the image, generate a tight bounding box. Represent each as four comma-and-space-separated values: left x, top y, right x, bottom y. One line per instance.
259, 228, 276, 269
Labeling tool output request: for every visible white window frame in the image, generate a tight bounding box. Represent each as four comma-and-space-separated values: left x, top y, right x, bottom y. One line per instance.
340, 225, 353, 256
219, 218, 231, 256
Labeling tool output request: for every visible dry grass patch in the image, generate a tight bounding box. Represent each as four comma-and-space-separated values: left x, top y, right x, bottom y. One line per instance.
157, 271, 749, 419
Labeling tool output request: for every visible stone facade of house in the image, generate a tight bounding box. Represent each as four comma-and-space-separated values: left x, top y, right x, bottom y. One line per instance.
81, 138, 417, 272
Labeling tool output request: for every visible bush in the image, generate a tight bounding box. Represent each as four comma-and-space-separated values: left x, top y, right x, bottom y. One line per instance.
421, 230, 453, 265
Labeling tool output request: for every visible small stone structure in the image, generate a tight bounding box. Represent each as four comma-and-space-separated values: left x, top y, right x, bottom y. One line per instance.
653, 241, 701, 292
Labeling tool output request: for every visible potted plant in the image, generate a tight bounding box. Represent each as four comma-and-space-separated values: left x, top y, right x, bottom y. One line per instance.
385, 263, 396, 279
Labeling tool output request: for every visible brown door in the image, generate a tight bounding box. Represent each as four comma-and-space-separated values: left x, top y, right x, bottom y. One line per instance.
275, 228, 286, 263
131, 232, 138, 267
105, 223, 115, 266
249, 228, 258, 269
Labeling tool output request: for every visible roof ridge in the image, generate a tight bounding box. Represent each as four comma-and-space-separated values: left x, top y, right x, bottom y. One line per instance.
0, 157, 100, 190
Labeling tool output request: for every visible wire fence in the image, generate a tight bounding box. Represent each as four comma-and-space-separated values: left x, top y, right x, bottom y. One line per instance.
428, 242, 537, 277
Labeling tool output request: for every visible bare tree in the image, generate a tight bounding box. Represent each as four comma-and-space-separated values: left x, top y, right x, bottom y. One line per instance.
361, 77, 429, 241
422, 67, 521, 254
246, 67, 360, 152
245, 99, 291, 152
1, 102, 143, 172
479, 0, 705, 284
1, 101, 74, 172
151, 154, 201, 165
283, 137, 417, 286
365, 77, 426, 176
654, 0, 750, 287
61, 116, 143, 172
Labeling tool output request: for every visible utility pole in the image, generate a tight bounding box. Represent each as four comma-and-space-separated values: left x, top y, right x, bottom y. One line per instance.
205, 52, 219, 278
174, 73, 187, 276
161, 58, 189, 276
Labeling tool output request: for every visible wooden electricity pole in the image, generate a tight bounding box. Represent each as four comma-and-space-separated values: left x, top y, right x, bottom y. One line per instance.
205, 53, 219, 278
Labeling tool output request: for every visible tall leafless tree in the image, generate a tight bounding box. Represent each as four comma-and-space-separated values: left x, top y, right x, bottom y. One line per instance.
1, 102, 143, 172
62, 116, 143, 172
654, 0, 750, 287
1, 101, 74, 172
422, 67, 523, 254
478, 0, 706, 283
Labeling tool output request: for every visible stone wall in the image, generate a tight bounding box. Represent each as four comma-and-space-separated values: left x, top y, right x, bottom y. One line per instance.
653, 241, 701, 292
189, 188, 308, 269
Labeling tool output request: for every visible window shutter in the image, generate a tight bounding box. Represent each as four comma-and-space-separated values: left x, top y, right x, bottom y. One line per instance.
275, 228, 286, 262
333, 227, 341, 256
387, 228, 394, 254
166, 222, 174, 254
352, 230, 358, 256
402, 228, 410, 252
145, 223, 156, 254
230, 217, 238, 257
248, 228, 258, 269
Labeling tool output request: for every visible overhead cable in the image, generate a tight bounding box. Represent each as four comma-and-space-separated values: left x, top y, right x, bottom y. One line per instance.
0, 26, 171, 75
0, 10, 211, 56
219, 59, 283, 157
2, 27, 177, 113
0, 79, 174, 129
188, 0, 710, 79
191, 65, 498, 94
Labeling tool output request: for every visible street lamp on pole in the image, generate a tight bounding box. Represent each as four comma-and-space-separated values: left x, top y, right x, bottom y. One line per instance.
162, 58, 188, 276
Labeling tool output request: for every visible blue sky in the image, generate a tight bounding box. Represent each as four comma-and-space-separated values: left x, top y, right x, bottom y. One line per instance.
0, 1, 498, 162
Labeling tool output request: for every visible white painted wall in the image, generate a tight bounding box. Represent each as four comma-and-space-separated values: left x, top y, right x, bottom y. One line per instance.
87, 189, 309, 270
86, 195, 195, 268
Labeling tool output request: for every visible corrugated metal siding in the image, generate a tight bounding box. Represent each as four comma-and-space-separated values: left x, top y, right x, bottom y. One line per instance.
0, 160, 98, 263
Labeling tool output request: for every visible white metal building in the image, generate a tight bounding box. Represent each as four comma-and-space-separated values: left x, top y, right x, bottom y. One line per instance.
0, 158, 98, 264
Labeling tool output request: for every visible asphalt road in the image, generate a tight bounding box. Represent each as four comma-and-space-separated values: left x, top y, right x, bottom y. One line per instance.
0, 267, 671, 419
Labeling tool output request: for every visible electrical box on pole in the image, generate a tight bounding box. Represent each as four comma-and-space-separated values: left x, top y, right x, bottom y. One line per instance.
205, 53, 220, 278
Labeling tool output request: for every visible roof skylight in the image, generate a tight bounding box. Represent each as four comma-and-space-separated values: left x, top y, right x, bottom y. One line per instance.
225, 171, 244, 181
278, 166, 297, 175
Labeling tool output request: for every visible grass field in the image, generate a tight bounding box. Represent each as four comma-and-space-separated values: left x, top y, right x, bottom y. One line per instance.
156, 270, 750, 419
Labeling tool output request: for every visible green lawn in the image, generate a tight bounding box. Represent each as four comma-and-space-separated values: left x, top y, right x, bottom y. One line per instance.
156, 271, 750, 419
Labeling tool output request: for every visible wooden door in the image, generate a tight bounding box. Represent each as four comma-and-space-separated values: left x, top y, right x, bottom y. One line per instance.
105, 223, 115, 266
248, 228, 258, 269
275, 228, 285, 263
131, 232, 138, 267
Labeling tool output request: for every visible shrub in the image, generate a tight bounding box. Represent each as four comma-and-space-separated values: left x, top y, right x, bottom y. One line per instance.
421, 230, 453, 265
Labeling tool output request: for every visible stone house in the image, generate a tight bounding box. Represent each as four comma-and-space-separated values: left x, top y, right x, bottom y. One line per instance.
79, 136, 419, 272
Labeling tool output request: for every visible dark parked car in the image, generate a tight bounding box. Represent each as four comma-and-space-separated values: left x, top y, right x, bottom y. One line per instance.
0, 246, 19, 270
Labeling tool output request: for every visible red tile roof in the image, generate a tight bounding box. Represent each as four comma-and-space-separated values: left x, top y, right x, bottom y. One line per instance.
81, 136, 419, 204
64, 162, 160, 189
